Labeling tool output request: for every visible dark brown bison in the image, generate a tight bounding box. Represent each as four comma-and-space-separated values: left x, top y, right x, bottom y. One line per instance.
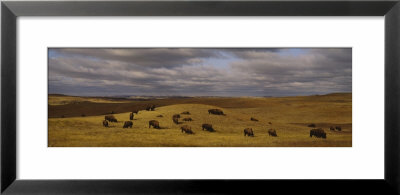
129, 112, 134, 120
149, 120, 160, 129
335, 126, 342, 131
172, 117, 179, 124
102, 120, 109, 127
172, 114, 180, 124
181, 111, 190, 115
308, 124, 316, 128
330, 126, 335, 131
208, 109, 224, 115
146, 105, 156, 111
250, 117, 258, 122
157, 115, 163, 117
268, 122, 272, 125
181, 125, 194, 134
183, 117, 193, 121
310, 128, 326, 139
105, 115, 117, 122
123, 121, 133, 128
244, 128, 254, 137
268, 129, 277, 137
202, 124, 215, 132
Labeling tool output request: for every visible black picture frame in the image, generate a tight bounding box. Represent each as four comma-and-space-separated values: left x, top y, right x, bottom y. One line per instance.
1, 1, 399, 194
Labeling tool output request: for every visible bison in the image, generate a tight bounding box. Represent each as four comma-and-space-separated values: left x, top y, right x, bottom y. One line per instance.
172, 117, 179, 124
250, 117, 258, 122
268, 122, 272, 125
208, 109, 224, 115
202, 124, 215, 132
310, 128, 326, 139
330, 126, 335, 131
157, 115, 163, 117
244, 128, 254, 137
183, 117, 193, 121
335, 126, 342, 131
181, 111, 190, 115
102, 120, 109, 127
129, 112, 134, 120
268, 129, 277, 137
146, 105, 156, 111
123, 121, 133, 128
181, 125, 194, 134
172, 114, 180, 124
105, 115, 117, 122
149, 120, 160, 129
308, 123, 316, 128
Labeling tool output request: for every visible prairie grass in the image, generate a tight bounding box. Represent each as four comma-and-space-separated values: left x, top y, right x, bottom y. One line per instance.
48, 93, 351, 147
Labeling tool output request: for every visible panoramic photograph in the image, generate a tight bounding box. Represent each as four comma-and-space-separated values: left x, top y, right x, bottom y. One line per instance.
48, 48, 352, 147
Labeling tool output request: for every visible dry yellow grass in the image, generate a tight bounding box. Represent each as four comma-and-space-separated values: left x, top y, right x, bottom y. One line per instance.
48, 95, 129, 105
48, 94, 352, 147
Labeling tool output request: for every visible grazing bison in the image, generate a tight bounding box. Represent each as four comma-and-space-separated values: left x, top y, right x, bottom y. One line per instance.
146, 105, 156, 111
149, 120, 160, 129
202, 124, 215, 132
183, 117, 193, 121
172, 117, 179, 124
181, 125, 194, 134
330, 126, 335, 131
310, 128, 326, 139
123, 121, 133, 128
268, 122, 272, 125
250, 117, 258, 122
181, 111, 190, 115
268, 129, 277, 137
244, 128, 254, 137
208, 109, 224, 115
129, 112, 134, 120
335, 126, 342, 131
102, 120, 109, 127
172, 114, 180, 124
157, 115, 163, 117
105, 115, 117, 122
308, 124, 316, 128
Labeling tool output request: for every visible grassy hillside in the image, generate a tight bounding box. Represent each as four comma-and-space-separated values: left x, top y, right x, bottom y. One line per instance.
48, 93, 352, 147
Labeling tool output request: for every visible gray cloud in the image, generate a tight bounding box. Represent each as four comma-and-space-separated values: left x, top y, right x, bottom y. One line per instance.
49, 48, 351, 97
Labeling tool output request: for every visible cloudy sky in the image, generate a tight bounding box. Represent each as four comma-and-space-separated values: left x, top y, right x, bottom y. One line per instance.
48, 48, 351, 97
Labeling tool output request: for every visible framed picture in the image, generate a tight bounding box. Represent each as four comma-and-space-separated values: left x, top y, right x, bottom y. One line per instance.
2, 0, 399, 194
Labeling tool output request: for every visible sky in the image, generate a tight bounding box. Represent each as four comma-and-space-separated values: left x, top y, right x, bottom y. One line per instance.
48, 48, 352, 97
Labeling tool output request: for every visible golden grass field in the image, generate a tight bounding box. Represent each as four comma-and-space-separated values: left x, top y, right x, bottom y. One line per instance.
48, 93, 352, 147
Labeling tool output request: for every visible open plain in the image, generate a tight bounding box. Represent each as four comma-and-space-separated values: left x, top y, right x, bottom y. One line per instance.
48, 93, 352, 147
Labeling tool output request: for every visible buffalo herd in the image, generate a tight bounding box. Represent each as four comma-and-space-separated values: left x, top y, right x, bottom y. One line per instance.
99, 105, 342, 140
